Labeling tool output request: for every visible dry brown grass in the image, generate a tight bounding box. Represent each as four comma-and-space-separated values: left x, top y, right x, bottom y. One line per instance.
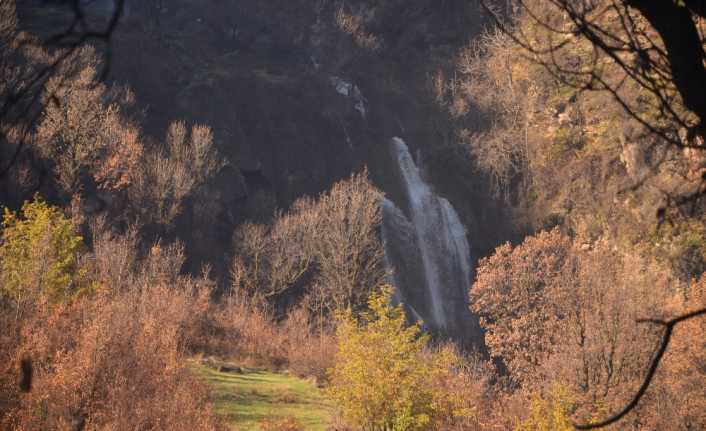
259, 416, 305, 431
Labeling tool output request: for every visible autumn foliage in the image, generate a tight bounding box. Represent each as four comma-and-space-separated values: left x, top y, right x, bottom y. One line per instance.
329, 285, 478, 431
0, 197, 87, 314
471, 228, 705, 429
0, 201, 224, 430
1, 0, 705, 429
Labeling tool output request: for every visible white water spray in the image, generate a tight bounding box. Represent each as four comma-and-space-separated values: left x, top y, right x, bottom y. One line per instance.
382, 138, 472, 330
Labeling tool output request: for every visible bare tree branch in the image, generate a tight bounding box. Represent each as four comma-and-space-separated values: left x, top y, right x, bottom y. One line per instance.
0, 0, 125, 180
479, 0, 706, 149
573, 307, 706, 429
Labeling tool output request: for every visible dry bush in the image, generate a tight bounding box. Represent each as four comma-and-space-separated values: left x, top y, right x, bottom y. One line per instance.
0, 214, 224, 430
0, 270, 223, 430
82, 216, 139, 291
644, 275, 706, 430
281, 302, 336, 382
196, 291, 336, 380
0, 305, 21, 427
205, 297, 289, 369
10, 289, 219, 430
426, 345, 498, 431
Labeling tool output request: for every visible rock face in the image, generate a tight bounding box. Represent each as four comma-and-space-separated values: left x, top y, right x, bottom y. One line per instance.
100, 0, 490, 208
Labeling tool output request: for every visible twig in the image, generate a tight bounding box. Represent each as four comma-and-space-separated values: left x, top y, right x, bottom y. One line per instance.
573, 307, 706, 429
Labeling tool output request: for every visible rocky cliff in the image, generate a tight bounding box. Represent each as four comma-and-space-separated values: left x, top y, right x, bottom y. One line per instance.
19, 0, 515, 286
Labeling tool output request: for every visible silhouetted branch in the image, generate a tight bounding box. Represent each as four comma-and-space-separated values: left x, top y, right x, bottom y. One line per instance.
0, 0, 125, 180
479, 0, 706, 149
573, 307, 706, 429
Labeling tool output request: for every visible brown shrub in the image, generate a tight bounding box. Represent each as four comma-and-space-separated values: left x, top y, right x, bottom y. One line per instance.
471, 228, 577, 385
1, 284, 223, 430
428, 345, 498, 431
196, 293, 336, 381
281, 302, 336, 382
206, 298, 289, 369
645, 275, 706, 430
0, 220, 223, 430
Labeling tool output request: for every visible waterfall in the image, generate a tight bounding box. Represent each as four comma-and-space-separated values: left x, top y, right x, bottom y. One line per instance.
381, 138, 473, 332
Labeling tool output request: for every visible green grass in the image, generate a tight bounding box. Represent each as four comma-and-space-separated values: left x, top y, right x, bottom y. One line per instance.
192, 362, 334, 430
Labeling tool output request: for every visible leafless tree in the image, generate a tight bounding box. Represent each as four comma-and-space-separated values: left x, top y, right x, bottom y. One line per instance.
0, 0, 126, 181
127, 122, 223, 228
231, 171, 386, 313
309, 171, 386, 312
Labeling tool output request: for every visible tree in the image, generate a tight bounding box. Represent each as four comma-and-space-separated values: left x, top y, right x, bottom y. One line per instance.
36, 48, 143, 193
310, 171, 386, 313
517, 384, 577, 431
470, 228, 706, 427
231, 171, 385, 313
128, 121, 222, 228
231, 211, 316, 304
328, 285, 466, 431
477, 0, 706, 222
470, 228, 577, 385
1, 0, 127, 181
454, 27, 536, 199
0, 196, 86, 316
652, 276, 706, 429
482, 0, 706, 145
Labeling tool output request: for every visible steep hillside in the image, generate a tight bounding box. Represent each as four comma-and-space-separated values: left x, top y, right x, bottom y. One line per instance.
17, 0, 514, 278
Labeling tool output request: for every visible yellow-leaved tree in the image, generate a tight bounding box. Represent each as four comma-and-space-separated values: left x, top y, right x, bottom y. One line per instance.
516, 384, 577, 431
328, 285, 470, 431
0, 196, 86, 316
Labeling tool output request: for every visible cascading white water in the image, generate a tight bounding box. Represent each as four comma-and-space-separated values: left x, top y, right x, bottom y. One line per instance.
381, 198, 429, 326
382, 137, 472, 330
